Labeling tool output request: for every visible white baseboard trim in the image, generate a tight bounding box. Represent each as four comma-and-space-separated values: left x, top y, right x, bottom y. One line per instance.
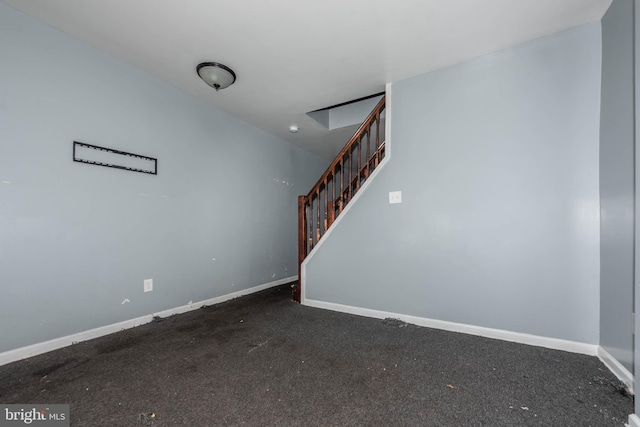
598, 346, 634, 393
628, 414, 640, 427
0, 276, 296, 367
303, 299, 598, 356
152, 276, 297, 318
0, 314, 153, 368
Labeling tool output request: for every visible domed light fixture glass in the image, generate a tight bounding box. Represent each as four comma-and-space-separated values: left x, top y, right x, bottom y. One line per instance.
196, 62, 236, 91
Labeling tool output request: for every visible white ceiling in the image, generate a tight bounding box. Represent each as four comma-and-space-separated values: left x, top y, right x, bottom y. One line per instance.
2, 0, 612, 159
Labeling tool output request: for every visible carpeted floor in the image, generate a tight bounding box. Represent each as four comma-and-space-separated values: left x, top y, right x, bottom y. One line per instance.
0, 284, 633, 426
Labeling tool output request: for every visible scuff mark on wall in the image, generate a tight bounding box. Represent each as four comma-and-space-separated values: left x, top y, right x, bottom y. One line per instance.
2, 180, 12, 184
121, 298, 130, 304
272, 178, 294, 187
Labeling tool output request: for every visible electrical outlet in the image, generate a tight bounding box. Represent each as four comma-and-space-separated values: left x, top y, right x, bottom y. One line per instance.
144, 279, 153, 293
389, 191, 402, 204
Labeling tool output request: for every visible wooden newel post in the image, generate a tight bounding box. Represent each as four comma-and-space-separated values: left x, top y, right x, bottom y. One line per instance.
295, 195, 306, 302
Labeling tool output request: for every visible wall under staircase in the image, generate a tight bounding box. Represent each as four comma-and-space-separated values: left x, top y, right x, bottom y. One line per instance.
301, 23, 602, 349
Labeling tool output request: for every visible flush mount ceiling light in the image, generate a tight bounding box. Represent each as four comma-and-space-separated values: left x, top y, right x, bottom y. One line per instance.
289, 125, 299, 133
196, 62, 236, 91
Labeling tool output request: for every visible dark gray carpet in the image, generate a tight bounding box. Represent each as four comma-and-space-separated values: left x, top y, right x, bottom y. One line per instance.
0, 284, 633, 426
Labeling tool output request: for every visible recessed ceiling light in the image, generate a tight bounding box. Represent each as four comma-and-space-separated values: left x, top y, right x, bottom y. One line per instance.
289, 125, 299, 133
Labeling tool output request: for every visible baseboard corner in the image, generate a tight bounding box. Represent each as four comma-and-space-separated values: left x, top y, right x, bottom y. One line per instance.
598, 346, 634, 394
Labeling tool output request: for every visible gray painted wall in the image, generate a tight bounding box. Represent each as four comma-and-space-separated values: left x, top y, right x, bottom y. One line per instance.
328, 96, 384, 130
600, 0, 635, 374
0, 4, 327, 353
305, 23, 602, 344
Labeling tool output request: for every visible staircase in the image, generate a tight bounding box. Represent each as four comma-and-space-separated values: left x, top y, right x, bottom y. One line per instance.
294, 95, 386, 302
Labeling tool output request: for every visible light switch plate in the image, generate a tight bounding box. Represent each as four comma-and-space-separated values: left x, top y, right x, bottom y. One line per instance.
144, 279, 153, 292
389, 191, 402, 204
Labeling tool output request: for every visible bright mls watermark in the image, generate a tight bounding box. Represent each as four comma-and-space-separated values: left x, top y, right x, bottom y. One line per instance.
0, 405, 69, 426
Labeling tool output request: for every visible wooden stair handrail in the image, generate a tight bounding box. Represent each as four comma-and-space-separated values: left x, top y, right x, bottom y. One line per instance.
304, 95, 386, 199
